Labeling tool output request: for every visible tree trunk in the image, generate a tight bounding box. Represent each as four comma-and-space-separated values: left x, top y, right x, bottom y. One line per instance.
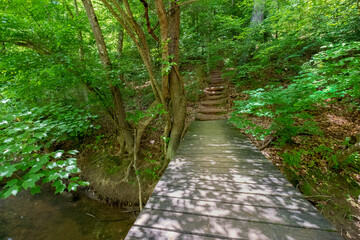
82, 0, 133, 153
239, 0, 266, 64
82, 0, 112, 68
250, 0, 266, 25
117, 26, 124, 60
117, 26, 125, 82
166, 1, 186, 160
74, 0, 85, 61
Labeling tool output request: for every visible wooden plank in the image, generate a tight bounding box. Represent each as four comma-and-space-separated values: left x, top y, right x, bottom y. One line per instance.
131, 209, 341, 240
165, 166, 282, 176
154, 178, 302, 197
126, 226, 222, 240
172, 155, 271, 164
176, 149, 263, 156
168, 160, 278, 170
125, 120, 342, 240
161, 171, 290, 185
152, 187, 316, 211
145, 196, 332, 229
176, 152, 265, 159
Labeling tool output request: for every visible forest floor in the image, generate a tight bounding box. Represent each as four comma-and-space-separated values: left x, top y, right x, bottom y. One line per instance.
229, 82, 360, 240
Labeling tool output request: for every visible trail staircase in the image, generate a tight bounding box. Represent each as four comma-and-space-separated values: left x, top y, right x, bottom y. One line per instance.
196, 70, 228, 121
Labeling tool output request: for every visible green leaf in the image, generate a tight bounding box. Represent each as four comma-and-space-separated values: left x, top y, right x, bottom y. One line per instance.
1, 186, 20, 199
30, 186, 42, 195
54, 150, 64, 159
34, 132, 47, 139
68, 182, 79, 191
5, 179, 19, 188
22, 174, 43, 190
0, 165, 17, 178
29, 156, 49, 174
67, 150, 79, 155
53, 179, 66, 194
22, 178, 37, 190
78, 181, 90, 186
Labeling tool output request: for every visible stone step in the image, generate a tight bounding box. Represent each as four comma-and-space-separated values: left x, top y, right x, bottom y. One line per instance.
196, 114, 227, 121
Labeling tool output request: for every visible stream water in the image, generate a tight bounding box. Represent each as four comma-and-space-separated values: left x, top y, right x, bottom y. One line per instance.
0, 188, 136, 240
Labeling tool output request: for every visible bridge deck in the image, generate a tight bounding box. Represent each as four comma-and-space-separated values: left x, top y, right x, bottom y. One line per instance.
125, 120, 342, 240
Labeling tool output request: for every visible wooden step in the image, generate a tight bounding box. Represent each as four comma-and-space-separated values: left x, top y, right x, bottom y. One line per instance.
197, 108, 227, 114
210, 82, 227, 87
204, 90, 224, 95
205, 86, 225, 91
196, 114, 227, 121
200, 100, 227, 106
210, 80, 224, 84
206, 94, 227, 100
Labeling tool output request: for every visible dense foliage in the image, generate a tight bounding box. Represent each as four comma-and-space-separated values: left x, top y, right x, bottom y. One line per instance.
228, 0, 360, 167
0, 103, 96, 198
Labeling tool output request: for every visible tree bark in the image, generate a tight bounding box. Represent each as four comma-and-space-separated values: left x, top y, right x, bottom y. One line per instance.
74, 0, 85, 61
101, 0, 164, 105
82, 0, 134, 153
165, 1, 186, 160
239, 0, 266, 64
98, 0, 186, 159
250, 0, 266, 25
117, 25, 125, 83
82, 0, 112, 68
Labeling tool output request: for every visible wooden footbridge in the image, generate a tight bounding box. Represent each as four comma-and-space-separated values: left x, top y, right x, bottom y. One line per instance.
125, 120, 342, 239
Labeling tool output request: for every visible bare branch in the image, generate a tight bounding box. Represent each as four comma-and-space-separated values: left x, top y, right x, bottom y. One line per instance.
64, 3, 75, 19
12, 40, 52, 55
258, 135, 276, 150
139, 0, 160, 43
337, 132, 360, 162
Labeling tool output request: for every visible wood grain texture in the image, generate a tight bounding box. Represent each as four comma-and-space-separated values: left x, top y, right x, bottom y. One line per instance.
125, 120, 342, 240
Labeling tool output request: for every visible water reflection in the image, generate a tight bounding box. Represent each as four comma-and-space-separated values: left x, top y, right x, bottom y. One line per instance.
0, 187, 135, 240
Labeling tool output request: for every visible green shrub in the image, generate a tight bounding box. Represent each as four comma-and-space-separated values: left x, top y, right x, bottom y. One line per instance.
0, 104, 97, 198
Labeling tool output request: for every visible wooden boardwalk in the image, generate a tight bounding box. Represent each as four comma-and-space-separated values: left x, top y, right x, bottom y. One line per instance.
125, 120, 342, 240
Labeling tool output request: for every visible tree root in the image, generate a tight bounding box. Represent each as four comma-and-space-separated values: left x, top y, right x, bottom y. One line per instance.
120, 158, 134, 183
337, 132, 360, 162
258, 135, 275, 150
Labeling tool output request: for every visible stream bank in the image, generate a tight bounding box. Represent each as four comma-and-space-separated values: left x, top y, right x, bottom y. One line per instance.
0, 186, 136, 240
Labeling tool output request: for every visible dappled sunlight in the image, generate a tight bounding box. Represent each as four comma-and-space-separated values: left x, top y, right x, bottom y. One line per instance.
125, 120, 341, 239
326, 114, 350, 126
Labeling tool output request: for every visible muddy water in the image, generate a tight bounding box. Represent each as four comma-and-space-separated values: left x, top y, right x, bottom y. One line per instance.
0, 188, 136, 240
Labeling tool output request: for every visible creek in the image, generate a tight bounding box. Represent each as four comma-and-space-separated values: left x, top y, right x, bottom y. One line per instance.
0, 187, 136, 240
